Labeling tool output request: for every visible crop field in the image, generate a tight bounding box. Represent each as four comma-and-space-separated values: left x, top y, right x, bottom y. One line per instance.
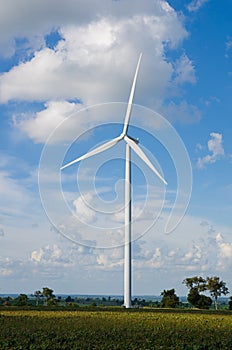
0, 308, 232, 349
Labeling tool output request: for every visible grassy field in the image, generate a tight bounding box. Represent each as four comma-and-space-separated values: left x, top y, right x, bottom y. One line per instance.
0, 308, 232, 349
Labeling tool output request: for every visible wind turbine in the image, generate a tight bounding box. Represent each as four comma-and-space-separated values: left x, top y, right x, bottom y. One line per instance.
61, 53, 167, 308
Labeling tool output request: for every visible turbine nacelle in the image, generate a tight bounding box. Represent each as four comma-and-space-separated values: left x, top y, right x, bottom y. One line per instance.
127, 135, 139, 144
61, 131, 167, 186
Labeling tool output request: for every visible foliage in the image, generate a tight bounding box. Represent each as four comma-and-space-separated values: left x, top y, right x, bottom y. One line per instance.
65, 296, 73, 304
0, 309, 232, 349
196, 294, 212, 310
183, 276, 212, 310
206, 276, 229, 310
132, 298, 146, 307
33, 290, 42, 306
229, 296, 232, 310
183, 275, 229, 310
187, 287, 212, 309
41, 287, 55, 306
15, 294, 28, 306
160, 289, 179, 308
183, 276, 207, 292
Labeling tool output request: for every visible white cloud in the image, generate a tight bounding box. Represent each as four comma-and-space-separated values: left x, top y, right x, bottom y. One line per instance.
187, 0, 209, 12
219, 243, 232, 259
0, 171, 32, 217
161, 101, 201, 124
113, 203, 144, 223
0, 1, 183, 51
96, 252, 123, 270
0, 14, 187, 104
13, 100, 81, 143
31, 244, 71, 266
182, 243, 202, 262
31, 248, 44, 262
216, 233, 232, 270
173, 53, 196, 84
197, 132, 225, 169
73, 193, 97, 223
0, 0, 203, 145
0, 0, 201, 143
216, 233, 232, 258
1, 212, 232, 294
0, 257, 17, 277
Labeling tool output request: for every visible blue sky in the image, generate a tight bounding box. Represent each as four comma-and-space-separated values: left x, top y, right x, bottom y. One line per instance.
0, 0, 231, 297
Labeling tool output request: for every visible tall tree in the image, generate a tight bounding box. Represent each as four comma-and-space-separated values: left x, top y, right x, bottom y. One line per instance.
229, 296, 232, 310
33, 290, 41, 306
206, 276, 229, 310
183, 276, 212, 309
187, 287, 212, 309
16, 294, 28, 306
183, 276, 207, 292
42, 287, 54, 306
160, 289, 179, 308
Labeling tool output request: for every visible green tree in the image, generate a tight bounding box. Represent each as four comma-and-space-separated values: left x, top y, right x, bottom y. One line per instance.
187, 287, 200, 307
183, 276, 207, 292
206, 276, 229, 310
229, 296, 232, 310
42, 287, 54, 306
187, 287, 212, 309
33, 290, 41, 306
183, 276, 212, 309
197, 294, 212, 309
160, 289, 179, 308
16, 294, 28, 306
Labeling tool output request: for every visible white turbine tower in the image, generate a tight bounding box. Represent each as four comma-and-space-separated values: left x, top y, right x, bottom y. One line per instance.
61, 53, 167, 308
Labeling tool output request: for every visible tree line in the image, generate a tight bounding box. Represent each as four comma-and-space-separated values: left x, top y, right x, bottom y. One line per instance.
161, 276, 230, 310
1, 275, 231, 310
0, 287, 55, 307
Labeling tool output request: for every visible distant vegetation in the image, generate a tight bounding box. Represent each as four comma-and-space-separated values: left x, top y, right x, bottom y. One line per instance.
0, 275, 231, 310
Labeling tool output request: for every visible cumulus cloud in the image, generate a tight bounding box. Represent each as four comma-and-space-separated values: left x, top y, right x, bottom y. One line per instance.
0, 171, 33, 218
187, 0, 209, 12
0, 0, 202, 144
31, 248, 44, 262
197, 132, 225, 169
0, 0, 183, 53
13, 100, 81, 143
0, 257, 17, 277
96, 251, 123, 270
1, 217, 232, 293
161, 100, 201, 123
0, 14, 187, 104
73, 193, 97, 223
216, 233, 232, 265
31, 244, 71, 266
173, 53, 196, 84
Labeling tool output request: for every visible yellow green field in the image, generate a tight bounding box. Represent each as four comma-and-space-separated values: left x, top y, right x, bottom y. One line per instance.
0, 308, 232, 349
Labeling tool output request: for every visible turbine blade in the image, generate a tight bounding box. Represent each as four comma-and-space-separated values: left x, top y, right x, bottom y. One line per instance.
122, 53, 142, 136
125, 135, 168, 185
61, 136, 122, 170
